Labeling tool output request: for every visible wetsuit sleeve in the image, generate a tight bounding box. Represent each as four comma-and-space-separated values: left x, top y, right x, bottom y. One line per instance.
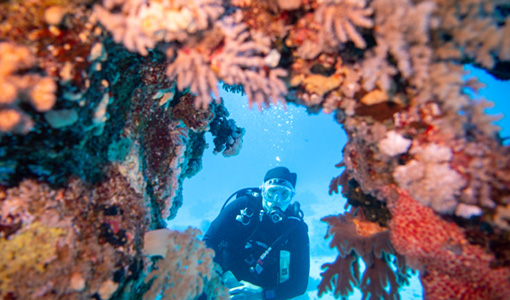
203, 198, 242, 266
264, 222, 310, 300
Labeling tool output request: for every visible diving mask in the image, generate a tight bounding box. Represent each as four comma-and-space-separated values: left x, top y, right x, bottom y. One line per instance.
261, 178, 295, 213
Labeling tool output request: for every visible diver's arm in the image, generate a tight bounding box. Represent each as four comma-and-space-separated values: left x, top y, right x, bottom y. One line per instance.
264, 222, 310, 300
203, 202, 234, 264
203, 197, 247, 265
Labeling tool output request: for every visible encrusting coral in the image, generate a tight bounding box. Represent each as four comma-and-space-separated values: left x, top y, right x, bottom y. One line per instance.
384, 186, 510, 299
1, 0, 510, 299
0, 221, 67, 292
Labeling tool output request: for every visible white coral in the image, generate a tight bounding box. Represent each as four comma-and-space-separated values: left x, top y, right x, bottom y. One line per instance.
94, 1, 156, 56
411, 143, 452, 163
367, 0, 435, 85
429, 62, 470, 113
167, 12, 287, 109
361, 43, 397, 91
393, 160, 424, 186
166, 48, 220, 108
394, 160, 466, 213
455, 203, 482, 219
138, 0, 223, 42
393, 143, 467, 214
315, 0, 374, 49
215, 12, 287, 109
378, 130, 412, 157
94, 0, 224, 55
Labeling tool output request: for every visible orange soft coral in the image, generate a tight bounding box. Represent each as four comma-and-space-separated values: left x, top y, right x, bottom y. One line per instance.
319, 210, 409, 299
385, 186, 510, 300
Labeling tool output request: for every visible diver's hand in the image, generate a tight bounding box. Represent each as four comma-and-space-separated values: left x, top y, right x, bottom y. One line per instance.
229, 280, 263, 300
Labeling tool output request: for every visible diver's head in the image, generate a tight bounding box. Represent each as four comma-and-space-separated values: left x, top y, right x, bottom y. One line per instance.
261, 167, 296, 222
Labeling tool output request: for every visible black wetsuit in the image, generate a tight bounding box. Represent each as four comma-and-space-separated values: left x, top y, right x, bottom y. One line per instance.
204, 191, 310, 300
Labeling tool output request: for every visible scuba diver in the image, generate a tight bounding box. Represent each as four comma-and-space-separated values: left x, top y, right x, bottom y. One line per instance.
203, 166, 310, 300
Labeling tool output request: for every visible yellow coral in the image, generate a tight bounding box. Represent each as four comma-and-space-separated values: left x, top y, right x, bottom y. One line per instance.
302, 74, 343, 97
0, 222, 67, 292
0, 109, 23, 132
360, 89, 389, 106
0, 42, 57, 134
352, 218, 386, 237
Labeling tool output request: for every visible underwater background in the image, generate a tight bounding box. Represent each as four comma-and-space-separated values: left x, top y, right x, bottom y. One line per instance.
170, 66, 510, 299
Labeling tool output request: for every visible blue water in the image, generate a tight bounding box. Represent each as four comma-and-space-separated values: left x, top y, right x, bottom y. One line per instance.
169, 66, 509, 299
464, 65, 510, 143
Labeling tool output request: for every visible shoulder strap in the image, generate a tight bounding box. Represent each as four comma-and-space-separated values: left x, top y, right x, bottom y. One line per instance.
220, 187, 261, 212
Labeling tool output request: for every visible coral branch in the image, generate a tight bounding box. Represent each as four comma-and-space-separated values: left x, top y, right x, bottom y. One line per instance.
318, 253, 359, 298
319, 210, 409, 299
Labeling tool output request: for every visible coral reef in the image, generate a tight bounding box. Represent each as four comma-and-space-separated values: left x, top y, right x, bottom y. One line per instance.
0, 1, 244, 296
95, 0, 288, 109
0, 168, 149, 299
1, 0, 510, 299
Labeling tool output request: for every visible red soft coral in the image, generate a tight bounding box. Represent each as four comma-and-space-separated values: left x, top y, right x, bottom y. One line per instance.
385, 186, 510, 300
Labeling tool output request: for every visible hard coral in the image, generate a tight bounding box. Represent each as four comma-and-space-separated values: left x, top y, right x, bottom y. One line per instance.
140, 102, 190, 220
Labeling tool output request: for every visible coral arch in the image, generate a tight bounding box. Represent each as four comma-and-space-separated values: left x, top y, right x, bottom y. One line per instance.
0, 0, 509, 299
